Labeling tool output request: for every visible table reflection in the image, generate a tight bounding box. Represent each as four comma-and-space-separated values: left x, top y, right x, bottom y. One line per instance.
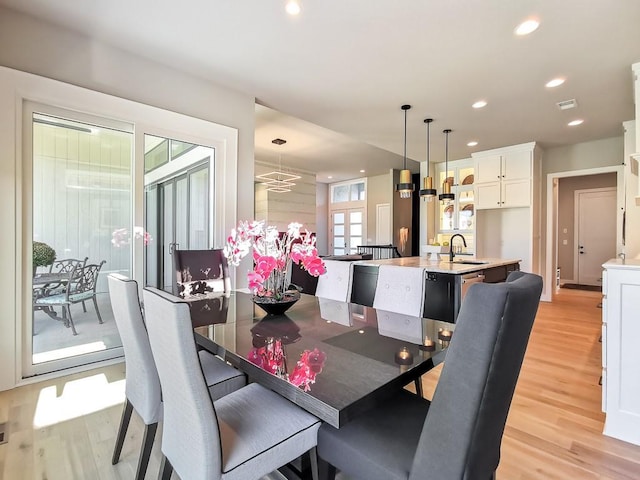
186, 294, 229, 327
248, 316, 326, 392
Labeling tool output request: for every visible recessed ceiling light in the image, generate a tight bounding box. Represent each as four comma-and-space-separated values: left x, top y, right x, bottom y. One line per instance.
359, 169, 365, 173
285, 0, 301, 15
327, 175, 333, 179
467, 141, 478, 147
515, 19, 540, 36
568, 119, 584, 126
472, 100, 487, 109
546, 78, 565, 88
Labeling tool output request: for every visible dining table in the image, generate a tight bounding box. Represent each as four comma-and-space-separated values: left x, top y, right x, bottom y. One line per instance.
189, 291, 455, 429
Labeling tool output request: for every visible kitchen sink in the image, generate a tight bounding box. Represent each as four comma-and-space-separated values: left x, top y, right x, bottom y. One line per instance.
452, 260, 489, 265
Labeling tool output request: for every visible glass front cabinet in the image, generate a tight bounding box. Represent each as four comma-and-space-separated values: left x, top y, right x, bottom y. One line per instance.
435, 158, 475, 254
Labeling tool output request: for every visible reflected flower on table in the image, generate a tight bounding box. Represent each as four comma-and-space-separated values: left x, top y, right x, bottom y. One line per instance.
248, 337, 286, 376
289, 348, 327, 392
247, 343, 327, 392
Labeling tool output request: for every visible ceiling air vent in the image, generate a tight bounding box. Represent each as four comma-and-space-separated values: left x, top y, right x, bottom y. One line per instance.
556, 99, 577, 110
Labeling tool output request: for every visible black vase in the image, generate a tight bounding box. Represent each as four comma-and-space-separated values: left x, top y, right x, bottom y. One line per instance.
252, 289, 301, 316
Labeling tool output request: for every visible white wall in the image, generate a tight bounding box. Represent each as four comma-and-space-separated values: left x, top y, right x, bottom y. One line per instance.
0, 7, 255, 391
366, 172, 391, 243
316, 183, 329, 255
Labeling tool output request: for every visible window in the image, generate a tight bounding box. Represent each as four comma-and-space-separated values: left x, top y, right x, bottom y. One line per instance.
331, 179, 366, 204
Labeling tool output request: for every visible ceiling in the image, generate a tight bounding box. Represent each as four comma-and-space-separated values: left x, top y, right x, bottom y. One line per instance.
3, 0, 640, 183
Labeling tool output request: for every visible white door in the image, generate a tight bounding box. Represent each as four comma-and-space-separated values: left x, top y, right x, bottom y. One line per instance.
376, 203, 391, 245
575, 188, 616, 285
330, 208, 364, 255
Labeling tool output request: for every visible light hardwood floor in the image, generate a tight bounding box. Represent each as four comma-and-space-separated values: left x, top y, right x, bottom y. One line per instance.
1, 288, 639, 479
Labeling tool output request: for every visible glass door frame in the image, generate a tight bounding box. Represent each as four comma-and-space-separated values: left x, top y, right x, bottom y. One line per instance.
22, 102, 131, 377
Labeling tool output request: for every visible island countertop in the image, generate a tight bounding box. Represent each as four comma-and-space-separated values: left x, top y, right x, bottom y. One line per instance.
355, 256, 521, 274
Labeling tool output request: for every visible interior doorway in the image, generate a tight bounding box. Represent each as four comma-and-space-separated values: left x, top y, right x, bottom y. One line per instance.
545, 166, 624, 302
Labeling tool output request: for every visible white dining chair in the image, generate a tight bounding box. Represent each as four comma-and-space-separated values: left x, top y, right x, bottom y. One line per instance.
315, 259, 353, 302
108, 274, 246, 480
372, 265, 426, 317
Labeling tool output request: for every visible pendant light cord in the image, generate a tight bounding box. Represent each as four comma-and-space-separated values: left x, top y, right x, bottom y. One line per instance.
403, 108, 407, 169
444, 129, 451, 175
426, 120, 430, 177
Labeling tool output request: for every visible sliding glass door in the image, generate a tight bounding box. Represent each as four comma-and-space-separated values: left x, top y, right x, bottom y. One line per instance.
144, 135, 213, 292
25, 104, 132, 375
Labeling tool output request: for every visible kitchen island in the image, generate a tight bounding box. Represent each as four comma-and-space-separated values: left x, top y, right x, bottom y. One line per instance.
351, 257, 521, 323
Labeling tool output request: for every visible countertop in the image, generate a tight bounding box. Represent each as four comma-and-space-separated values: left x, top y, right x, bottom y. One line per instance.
355, 256, 521, 274
602, 258, 640, 270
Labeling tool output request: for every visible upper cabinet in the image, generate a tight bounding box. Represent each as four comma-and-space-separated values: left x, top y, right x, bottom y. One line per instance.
435, 158, 475, 253
473, 143, 537, 210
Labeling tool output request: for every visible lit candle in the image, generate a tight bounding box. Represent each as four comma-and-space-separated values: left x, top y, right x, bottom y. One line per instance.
421, 336, 436, 351
394, 346, 414, 365
438, 328, 452, 342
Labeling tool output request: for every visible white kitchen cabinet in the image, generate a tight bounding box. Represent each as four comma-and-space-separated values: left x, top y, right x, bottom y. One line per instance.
601, 259, 640, 446
472, 142, 541, 274
474, 146, 533, 209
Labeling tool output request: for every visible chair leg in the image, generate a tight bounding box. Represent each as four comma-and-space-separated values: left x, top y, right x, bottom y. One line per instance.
308, 446, 319, 480
93, 296, 104, 324
66, 306, 78, 335
317, 456, 337, 480
112, 398, 133, 465
158, 455, 173, 480
82, 300, 87, 312
135, 422, 158, 480
414, 377, 424, 398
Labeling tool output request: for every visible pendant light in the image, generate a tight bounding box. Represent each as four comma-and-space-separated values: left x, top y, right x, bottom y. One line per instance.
255, 138, 301, 193
419, 118, 437, 201
396, 104, 414, 199
439, 129, 455, 202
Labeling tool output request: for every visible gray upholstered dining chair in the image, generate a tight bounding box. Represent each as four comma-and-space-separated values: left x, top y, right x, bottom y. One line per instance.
316, 271, 543, 480
142, 286, 321, 480
108, 274, 246, 480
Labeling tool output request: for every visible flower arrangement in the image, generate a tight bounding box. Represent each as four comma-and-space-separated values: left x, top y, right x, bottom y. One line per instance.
224, 220, 326, 299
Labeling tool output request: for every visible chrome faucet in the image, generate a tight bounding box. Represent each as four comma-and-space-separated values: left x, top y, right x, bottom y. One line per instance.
449, 234, 467, 262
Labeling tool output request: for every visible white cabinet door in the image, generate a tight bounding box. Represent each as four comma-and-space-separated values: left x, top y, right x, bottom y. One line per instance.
475, 154, 502, 184
503, 150, 532, 181
502, 178, 531, 207
476, 182, 501, 209
603, 263, 640, 446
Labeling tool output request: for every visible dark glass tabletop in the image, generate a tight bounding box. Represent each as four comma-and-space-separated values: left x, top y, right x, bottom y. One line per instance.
191, 291, 454, 428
